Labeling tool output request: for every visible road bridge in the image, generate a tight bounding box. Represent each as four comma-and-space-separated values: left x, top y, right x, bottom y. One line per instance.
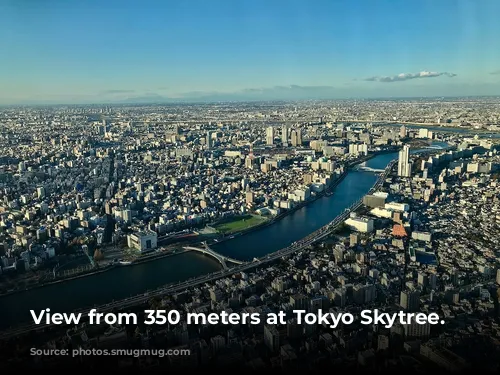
354, 166, 385, 173
423, 145, 446, 150
183, 242, 245, 269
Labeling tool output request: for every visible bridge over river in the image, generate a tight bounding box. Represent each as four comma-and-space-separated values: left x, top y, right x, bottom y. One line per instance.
183, 242, 245, 269
353, 165, 385, 173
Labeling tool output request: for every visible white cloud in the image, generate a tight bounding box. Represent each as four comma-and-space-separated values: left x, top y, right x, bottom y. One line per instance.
364, 71, 457, 82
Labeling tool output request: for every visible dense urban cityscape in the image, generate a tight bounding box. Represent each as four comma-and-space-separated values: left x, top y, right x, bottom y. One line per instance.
0, 98, 499, 371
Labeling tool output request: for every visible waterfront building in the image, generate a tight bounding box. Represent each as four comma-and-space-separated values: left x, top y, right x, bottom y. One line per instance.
398, 144, 412, 177
345, 216, 374, 233
400, 125, 407, 138
348, 143, 368, 156
418, 128, 433, 139
363, 194, 386, 208
127, 231, 158, 253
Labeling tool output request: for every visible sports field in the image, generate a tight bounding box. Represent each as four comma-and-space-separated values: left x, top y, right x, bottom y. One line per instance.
214, 215, 268, 234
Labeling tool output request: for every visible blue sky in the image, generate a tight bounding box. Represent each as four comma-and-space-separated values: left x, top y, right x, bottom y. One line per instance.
1, 0, 500, 103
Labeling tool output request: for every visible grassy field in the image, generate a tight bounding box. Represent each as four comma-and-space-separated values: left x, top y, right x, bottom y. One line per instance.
214, 215, 268, 234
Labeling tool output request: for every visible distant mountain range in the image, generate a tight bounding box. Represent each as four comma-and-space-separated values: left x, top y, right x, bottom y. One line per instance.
115, 84, 500, 104
2, 83, 500, 106
116, 86, 357, 104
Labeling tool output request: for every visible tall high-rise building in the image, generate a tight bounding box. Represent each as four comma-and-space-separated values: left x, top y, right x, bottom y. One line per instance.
400, 125, 407, 138
429, 273, 437, 290
404, 320, 431, 338
206, 131, 213, 149
349, 143, 368, 156
353, 284, 376, 304
264, 325, 280, 353
266, 126, 274, 145
245, 191, 254, 204
245, 144, 255, 169
418, 128, 433, 139
245, 157, 253, 169
290, 130, 297, 146
398, 145, 412, 177
303, 173, 313, 185
400, 289, 420, 312
37, 187, 46, 199
334, 246, 344, 264
123, 209, 132, 224
281, 124, 288, 145
291, 129, 301, 146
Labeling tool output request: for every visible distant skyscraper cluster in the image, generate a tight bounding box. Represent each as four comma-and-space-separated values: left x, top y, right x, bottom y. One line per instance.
267, 125, 301, 147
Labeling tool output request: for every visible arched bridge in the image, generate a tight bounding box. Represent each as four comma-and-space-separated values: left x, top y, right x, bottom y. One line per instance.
183, 242, 246, 270
423, 145, 445, 150
354, 165, 385, 173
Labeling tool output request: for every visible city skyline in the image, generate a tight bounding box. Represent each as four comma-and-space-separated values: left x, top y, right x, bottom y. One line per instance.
2, 0, 500, 104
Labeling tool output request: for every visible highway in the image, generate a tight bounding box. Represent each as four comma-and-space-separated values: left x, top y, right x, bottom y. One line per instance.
0, 159, 396, 340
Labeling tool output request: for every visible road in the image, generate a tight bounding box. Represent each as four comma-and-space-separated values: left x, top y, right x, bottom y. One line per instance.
0, 160, 396, 340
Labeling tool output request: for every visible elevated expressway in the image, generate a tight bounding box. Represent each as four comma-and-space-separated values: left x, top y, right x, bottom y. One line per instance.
0, 160, 396, 340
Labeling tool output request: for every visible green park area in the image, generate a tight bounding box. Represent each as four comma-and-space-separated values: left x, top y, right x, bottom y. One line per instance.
214, 215, 268, 235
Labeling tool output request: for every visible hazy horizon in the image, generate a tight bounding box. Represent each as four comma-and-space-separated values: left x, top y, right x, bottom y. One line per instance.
3, 93, 500, 108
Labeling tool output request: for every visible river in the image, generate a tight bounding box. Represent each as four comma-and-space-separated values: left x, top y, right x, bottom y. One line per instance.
0, 143, 448, 329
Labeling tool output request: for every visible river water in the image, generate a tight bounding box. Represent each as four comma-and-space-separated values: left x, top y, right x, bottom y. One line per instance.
0, 142, 449, 329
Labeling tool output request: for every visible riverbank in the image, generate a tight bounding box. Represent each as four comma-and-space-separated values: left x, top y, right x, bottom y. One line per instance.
0, 151, 379, 299
0, 144, 434, 299
0, 151, 404, 329
0, 162, 348, 296
208, 151, 372, 247
205, 168, 348, 247
0, 154, 400, 337
0, 265, 115, 298
0, 247, 194, 298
